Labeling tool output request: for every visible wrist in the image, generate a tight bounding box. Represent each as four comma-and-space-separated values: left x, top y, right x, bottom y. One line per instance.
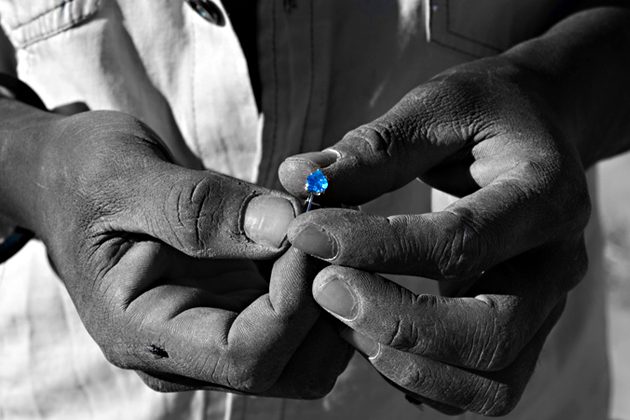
0, 94, 61, 233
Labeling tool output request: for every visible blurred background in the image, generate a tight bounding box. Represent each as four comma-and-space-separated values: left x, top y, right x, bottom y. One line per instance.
598, 153, 630, 420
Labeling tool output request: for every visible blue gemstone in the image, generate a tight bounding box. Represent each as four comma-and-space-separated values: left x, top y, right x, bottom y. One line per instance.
305, 169, 328, 195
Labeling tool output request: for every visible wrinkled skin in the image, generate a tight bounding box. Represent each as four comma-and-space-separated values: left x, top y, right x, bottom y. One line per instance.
279, 55, 590, 415
3, 109, 352, 396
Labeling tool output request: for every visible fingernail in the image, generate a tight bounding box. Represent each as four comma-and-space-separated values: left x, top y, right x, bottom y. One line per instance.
339, 328, 380, 358
243, 196, 295, 248
289, 149, 339, 168
315, 276, 357, 319
291, 225, 338, 259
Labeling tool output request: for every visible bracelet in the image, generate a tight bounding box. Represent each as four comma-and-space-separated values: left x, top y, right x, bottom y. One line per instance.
0, 73, 47, 263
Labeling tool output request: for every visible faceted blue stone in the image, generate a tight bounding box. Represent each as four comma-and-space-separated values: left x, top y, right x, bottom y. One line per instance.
305, 169, 328, 195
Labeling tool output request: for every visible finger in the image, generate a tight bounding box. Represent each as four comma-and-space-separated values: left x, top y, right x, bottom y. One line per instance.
119, 163, 301, 259
263, 317, 355, 399
98, 243, 325, 394
278, 85, 466, 204
289, 185, 587, 279
278, 76, 586, 212
135, 317, 354, 398
311, 243, 583, 371
83, 239, 267, 312
85, 112, 301, 259
342, 300, 565, 416
281, 96, 589, 276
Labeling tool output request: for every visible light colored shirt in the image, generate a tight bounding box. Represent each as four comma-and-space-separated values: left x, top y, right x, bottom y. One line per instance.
0, 1, 610, 419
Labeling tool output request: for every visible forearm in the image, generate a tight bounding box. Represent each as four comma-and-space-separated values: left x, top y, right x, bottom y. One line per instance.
0, 98, 61, 230
503, 7, 630, 169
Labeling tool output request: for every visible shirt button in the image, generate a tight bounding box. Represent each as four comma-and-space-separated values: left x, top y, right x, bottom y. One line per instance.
185, 0, 226, 26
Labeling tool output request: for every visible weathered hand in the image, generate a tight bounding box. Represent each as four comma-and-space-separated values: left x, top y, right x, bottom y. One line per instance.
278, 56, 591, 413
2, 109, 351, 396
120, 244, 352, 397
310, 238, 583, 415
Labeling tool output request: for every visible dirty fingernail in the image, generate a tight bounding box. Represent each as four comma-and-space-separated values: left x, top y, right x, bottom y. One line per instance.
243, 196, 295, 248
290, 224, 338, 260
314, 276, 357, 319
289, 149, 339, 168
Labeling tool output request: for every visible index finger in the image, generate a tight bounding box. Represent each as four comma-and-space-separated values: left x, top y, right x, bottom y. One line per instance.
288, 169, 588, 279
278, 85, 463, 204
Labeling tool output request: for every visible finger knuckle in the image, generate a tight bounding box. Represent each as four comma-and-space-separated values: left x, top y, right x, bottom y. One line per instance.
344, 124, 407, 188
437, 211, 485, 279
385, 294, 434, 353
225, 352, 278, 394
165, 177, 223, 256
386, 317, 418, 351
398, 368, 424, 391
347, 124, 395, 159
525, 159, 592, 235
398, 364, 432, 393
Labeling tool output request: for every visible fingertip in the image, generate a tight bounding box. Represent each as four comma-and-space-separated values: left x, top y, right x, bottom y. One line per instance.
278, 159, 315, 198
312, 266, 363, 319
278, 150, 339, 198
243, 194, 298, 249
286, 209, 317, 240
312, 265, 344, 297
288, 221, 339, 261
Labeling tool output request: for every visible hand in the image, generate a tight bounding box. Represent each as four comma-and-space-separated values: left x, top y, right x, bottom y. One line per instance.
122, 244, 352, 397
3, 110, 351, 396
278, 56, 591, 414
310, 239, 583, 415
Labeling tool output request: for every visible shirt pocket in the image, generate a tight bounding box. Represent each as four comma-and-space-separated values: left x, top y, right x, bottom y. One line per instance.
428, 0, 567, 57
0, 0, 101, 48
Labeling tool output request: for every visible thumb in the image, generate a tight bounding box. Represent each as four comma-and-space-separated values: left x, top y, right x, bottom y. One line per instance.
115, 160, 302, 259
278, 88, 464, 205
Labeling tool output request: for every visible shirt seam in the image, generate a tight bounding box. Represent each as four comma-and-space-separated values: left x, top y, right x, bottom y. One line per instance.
6, 0, 102, 49
9, 0, 76, 30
